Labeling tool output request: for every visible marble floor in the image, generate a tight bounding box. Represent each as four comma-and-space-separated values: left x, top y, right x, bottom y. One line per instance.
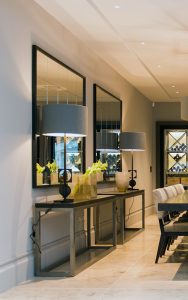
1, 214, 188, 300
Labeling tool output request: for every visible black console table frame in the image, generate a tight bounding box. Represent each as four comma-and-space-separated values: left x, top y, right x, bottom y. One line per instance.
34, 194, 118, 277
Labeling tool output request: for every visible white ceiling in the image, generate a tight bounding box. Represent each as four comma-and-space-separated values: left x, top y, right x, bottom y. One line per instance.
35, 0, 188, 102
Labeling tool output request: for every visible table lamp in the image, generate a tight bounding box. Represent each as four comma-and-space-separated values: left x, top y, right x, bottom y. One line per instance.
42, 103, 88, 201
120, 132, 145, 189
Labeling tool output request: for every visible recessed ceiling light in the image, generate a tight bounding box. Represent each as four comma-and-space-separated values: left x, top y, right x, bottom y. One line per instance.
157, 64, 161, 68
171, 85, 175, 88
140, 41, 145, 46
114, 5, 120, 8
176, 91, 180, 94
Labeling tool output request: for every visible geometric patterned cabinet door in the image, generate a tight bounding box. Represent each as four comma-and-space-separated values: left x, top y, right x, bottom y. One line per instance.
165, 129, 188, 186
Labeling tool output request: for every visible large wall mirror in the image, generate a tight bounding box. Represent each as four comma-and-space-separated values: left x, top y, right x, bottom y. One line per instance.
32, 46, 86, 188
93, 84, 122, 180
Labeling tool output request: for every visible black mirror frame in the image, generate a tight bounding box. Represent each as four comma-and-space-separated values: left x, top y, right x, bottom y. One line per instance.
93, 84, 122, 176
32, 45, 86, 188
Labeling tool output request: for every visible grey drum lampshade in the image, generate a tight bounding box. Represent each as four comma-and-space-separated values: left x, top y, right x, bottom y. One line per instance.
120, 132, 145, 151
181, 98, 188, 120
96, 130, 118, 151
42, 104, 88, 137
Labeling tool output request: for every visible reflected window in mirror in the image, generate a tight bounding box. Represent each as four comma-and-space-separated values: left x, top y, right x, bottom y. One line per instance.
93, 84, 122, 180
32, 46, 86, 187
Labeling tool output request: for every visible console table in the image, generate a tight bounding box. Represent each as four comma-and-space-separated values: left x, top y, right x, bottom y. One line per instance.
34, 194, 118, 277
98, 189, 145, 244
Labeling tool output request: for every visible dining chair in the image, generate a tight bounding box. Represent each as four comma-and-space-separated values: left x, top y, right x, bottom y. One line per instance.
153, 188, 188, 263
153, 188, 169, 220
174, 184, 185, 194
163, 186, 180, 219
163, 186, 177, 198
173, 184, 188, 221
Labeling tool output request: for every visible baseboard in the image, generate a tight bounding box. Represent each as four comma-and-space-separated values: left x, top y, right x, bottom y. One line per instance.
0, 230, 86, 294
126, 204, 155, 227
0, 252, 34, 293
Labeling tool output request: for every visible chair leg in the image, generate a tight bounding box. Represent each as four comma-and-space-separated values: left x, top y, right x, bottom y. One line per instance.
172, 236, 177, 242
155, 235, 165, 263
160, 237, 167, 256
171, 236, 177, 246
167, 237, 172, 250
161, 237, 170, 256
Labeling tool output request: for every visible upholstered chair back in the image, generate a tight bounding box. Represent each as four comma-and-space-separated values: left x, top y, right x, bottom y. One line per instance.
153, 188, 168, 219
174, 184, 185, 194
163, 186, 177, 198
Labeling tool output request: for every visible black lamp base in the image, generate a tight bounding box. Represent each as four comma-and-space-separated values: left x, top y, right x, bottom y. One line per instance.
129, 179, 136, 190
59, 183, 71, 201
128, 169, 137, 190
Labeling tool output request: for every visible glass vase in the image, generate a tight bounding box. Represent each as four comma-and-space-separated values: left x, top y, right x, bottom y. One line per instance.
88, 173, 97, 198
36, 173, 43, 186
73, 173, 97, 200
115, 172, 129, 192
97, 171, 103, 182
50, 172, 58, 185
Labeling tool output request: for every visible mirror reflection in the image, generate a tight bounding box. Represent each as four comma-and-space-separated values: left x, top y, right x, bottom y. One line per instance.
32, 46, 85, 187
94, 84, 122, 180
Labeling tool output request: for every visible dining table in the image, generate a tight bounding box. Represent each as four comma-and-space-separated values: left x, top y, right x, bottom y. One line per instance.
158, 190, 188, 212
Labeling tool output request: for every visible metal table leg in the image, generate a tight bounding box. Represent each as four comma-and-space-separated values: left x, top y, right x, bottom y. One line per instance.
112, 200, 117, 246
69, 209, 76, 276
87, 207, 91, 248
95, 206, 100, 244
119, 197, 125, 244
34, 209, 41, 275
142, 191, 145, 229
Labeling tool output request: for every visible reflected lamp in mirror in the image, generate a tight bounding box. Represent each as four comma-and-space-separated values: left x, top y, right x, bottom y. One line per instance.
32, 46, 86, 188
93, 84, 122, 180
42, 103, 88, 201
120, 132, 146, 189
96, 130, 118, 152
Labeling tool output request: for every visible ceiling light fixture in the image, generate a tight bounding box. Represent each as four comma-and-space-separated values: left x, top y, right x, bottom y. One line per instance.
157, 65, 161, 68
171, 85, 175, 88
114, 5, 120, 8
140, 41, 145, 46
176, 91, 180, 94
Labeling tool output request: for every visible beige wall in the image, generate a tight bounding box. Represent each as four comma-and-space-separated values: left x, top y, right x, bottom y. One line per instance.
0, 0, 153, 292
153, 102, 181, 122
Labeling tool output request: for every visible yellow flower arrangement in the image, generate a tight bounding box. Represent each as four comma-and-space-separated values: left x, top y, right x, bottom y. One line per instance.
36, 163, 45, 174
46, 160, 58, 173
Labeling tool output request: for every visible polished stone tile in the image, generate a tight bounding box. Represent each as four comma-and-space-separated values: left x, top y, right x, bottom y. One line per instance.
0, 287, 106, 300
103, 287, 188, 300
